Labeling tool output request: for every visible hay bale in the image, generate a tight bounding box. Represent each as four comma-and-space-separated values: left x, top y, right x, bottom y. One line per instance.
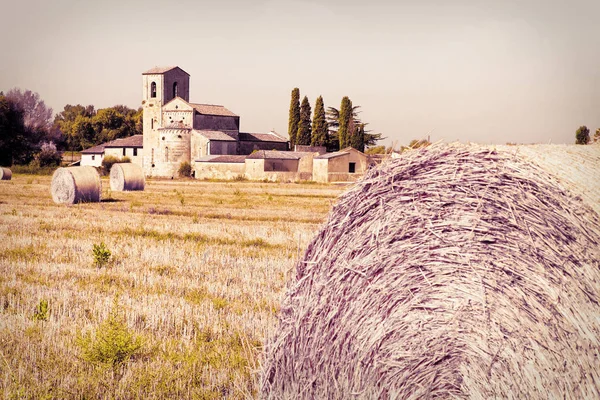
110, 163, 145, 191
0, 167, 12, 180
51, 166, 101, 204
262, 144, 600, 399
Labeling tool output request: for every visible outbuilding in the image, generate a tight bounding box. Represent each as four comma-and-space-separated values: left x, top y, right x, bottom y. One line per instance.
313, 147, 368, 183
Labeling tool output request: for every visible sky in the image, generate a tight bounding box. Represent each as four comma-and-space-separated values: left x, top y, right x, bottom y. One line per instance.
2, 0, 599, 146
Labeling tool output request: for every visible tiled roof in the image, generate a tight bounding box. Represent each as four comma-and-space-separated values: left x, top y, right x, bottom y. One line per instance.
142, 66, 189, 75
196, 155, 247, 163
315, 151, 349, 159
315, 147, 365, 159
190, 103, 238, 117
247, 150, 305, 160
239, 131, 288, 143
105, 135, 143, 148
194, 130, 237, 141
81, 143, 107, 154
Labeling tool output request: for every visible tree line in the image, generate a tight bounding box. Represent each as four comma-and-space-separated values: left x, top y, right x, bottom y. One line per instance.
287, 88, 383, 152
0, 88, 142, 167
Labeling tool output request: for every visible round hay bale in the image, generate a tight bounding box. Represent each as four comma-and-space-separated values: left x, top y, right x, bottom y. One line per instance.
262, 144, 600, 399
0, 167, 12, 180
110, 163, 145, 191
51, 166, 101, 204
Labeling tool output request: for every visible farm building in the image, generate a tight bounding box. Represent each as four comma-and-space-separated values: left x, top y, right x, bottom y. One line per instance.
80, 135, 143, 167
313, 147, 369, 183
141, 66, 288, 178
245, 150, 316, 181
195, 150, 319, 182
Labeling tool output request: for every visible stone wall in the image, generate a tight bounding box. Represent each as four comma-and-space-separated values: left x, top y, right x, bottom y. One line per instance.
313, 158, 329, 183
195, 115, 239, 131
194, 162, 245, 180
209, 141, 237, 155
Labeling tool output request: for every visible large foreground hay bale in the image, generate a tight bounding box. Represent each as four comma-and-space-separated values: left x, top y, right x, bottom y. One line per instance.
0, 167, 11, 180
110, 163, 145, 191
262, 144, 600, 399
51, 166, 101, 204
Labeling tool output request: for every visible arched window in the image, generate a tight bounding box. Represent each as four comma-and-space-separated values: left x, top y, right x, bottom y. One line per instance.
151, 82, 157, 98
165, 147, 169, 162
151, 119, 154, 129
173, 82, 178, 98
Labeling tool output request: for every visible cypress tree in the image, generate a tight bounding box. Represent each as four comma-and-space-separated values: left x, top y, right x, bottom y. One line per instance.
288, 88, 300, 148
297, 96, 312, 146
337, 96, 352, 149
311, 96, 328, 147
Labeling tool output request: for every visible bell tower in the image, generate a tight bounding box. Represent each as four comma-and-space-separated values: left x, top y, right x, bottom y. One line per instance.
141, 66, 190, 176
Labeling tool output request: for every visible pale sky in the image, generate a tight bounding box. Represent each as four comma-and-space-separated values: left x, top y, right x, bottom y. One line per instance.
2, 0, 599, 146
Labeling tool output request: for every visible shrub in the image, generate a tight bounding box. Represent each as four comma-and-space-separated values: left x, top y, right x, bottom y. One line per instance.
233, 174, 247, 182
101, 155, 130, 175
575, 126, 590, 145
92, 242, 111, 269
178, 161, 192, 177
77, 296, 143, 371
34, 142, 62, 167
33, 299, 49, 321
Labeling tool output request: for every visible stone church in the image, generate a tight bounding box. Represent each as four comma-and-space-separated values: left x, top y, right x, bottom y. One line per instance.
142, 66, 288, 177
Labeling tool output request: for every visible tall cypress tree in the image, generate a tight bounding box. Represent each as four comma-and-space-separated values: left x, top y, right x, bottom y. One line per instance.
337, 96, 352, 149
311, 96, 328, 147
288, 88, 300, 148
297, 96, 312, 146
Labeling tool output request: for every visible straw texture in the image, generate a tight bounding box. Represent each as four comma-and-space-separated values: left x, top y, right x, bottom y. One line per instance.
262, 144, 600, 399
51, 166, 101, 204
0, 167, 12, 180
110, 163, 145, 191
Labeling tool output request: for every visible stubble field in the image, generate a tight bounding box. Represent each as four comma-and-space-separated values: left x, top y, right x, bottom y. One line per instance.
0, 175, 344, 399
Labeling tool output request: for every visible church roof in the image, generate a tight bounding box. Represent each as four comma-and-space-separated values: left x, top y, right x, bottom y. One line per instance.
194, 130, 237, 141
190, 103, 238, 117
104, 135, 143, 148
142, 66, 190, 75
239, 131, 288, 143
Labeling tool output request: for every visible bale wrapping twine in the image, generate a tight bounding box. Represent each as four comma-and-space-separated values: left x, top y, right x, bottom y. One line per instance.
262, 144, 600, 399
51, 166, 101, 204
0, 167, 12, 180
110, 163, 145, 191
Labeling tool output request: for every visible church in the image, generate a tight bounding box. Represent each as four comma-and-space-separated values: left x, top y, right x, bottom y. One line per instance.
141, 66, 288, 177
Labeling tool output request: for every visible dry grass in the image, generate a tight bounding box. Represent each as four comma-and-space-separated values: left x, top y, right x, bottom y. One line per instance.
0, 175, 343, 399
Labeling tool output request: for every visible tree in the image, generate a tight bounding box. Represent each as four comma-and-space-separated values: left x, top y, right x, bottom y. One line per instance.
34, 142, 62, 167
311, 96, 328, 147
337, 97, 353, 149
5, 89, 53, 134
575, 126, 590, 145
594, 128, 600, 143
297, 96, 312, 146
288, 88, 300, 149
348, 123, 365, 152
53, 104, 96, 151
0, 94, 28, 165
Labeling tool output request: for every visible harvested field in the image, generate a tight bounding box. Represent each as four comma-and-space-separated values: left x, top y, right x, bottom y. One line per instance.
263, 144, 600, 399
0, 176, 343, 398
